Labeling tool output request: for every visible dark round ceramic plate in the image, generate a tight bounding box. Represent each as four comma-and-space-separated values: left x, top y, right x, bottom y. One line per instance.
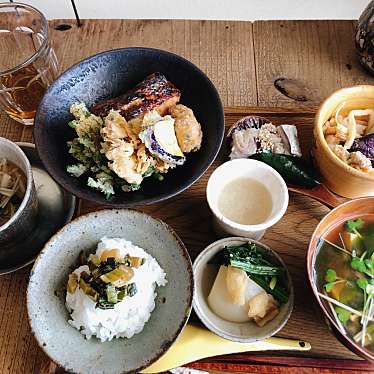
34, 47, 224, 207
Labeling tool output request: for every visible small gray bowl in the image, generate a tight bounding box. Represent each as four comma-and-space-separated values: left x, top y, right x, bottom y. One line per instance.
0, 137, 38, 247
27, 209, 193, 374
193, 237, 294, 343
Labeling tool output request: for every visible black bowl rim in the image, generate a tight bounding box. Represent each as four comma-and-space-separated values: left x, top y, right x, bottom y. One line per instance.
34, 47, 224, 207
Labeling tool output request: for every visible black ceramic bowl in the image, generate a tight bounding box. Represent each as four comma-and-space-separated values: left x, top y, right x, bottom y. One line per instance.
34, 48, 224, 207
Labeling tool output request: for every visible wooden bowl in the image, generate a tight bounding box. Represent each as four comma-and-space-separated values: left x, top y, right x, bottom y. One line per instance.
314, 85, 374, 198
307, 197, 374, 362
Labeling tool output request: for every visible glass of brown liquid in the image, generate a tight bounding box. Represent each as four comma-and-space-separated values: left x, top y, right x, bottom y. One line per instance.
0, 3, 58, 125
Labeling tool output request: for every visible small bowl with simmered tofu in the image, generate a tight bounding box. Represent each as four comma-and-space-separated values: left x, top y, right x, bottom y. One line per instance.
193, 237, 294, 342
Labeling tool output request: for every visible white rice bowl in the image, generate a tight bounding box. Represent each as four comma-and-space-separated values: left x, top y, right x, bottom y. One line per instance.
65, 237, 167, 342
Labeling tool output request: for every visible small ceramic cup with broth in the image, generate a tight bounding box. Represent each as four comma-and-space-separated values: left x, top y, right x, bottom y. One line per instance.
0, 137, 38, 247
206, 159, 288, 240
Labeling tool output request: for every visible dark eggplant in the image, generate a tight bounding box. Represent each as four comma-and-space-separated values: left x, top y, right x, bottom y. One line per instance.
351, 134, 374, 166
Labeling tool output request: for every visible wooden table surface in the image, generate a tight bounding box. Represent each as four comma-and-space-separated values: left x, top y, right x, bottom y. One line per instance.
1, 19, 374, 374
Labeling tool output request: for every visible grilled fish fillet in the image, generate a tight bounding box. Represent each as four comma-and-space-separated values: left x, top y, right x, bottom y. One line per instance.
91, 72, 181, 121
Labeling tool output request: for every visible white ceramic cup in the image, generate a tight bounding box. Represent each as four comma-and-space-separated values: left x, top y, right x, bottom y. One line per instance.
206, 159, 289, 239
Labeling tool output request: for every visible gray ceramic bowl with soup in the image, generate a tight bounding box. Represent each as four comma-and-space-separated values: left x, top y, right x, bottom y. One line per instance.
0, 137, 38, 248
193, 237, 294, 342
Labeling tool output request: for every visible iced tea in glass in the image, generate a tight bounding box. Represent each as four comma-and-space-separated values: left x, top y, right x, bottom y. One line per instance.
0, 3, 58, 125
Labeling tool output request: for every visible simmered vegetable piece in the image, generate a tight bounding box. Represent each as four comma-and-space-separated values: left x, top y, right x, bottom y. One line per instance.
100, 248, 121, 262
100, 266, 134, 286
226, 266, 249, 305
209, 242, 289, 327
211, 242, 288, 304
67, 273, 78, 294
247, 291, 279, 327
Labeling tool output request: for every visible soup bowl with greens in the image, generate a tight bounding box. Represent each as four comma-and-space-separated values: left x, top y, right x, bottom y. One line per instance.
307, 197, 374, 362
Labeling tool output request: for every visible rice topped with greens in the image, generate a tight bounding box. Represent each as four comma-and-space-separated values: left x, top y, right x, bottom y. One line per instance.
65, 237, 167, 342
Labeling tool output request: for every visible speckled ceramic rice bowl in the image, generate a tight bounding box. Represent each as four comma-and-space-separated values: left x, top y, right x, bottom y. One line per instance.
27, 209, 193, 374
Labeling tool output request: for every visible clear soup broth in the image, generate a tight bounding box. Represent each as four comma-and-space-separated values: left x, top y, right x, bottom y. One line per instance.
315, 215, 374, 353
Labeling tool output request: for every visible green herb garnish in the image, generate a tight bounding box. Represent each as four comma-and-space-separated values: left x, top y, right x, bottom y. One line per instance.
325, 269, 337, 282
357, 278, 369, 291
351, 257, 367, 273
324, 282, 335, 292
345, 219, 364, 238
323, 269, 347, 293
335, 306, 351, 325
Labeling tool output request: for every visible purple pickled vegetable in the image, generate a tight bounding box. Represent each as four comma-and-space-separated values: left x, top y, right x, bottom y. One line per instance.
351, 134, 374, 166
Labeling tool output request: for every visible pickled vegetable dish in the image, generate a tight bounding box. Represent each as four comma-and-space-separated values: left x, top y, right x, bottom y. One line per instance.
208, 243, 289, 326
68, 249, 144, 310
316, 216, 374, 352
65, 237, 167, 342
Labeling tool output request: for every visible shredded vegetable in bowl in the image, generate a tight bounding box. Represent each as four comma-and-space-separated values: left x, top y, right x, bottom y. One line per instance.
0, 159, 26, 226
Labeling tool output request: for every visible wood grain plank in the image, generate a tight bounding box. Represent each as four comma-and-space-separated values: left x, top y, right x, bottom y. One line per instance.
196, 363, 368, 374
0, 111, 24, 142
47, 19, 256, 107
253, 20, 374, 108
198, 355, 374, 370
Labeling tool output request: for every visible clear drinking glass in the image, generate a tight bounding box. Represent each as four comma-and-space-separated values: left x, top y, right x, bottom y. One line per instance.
0, 3, 58, 125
